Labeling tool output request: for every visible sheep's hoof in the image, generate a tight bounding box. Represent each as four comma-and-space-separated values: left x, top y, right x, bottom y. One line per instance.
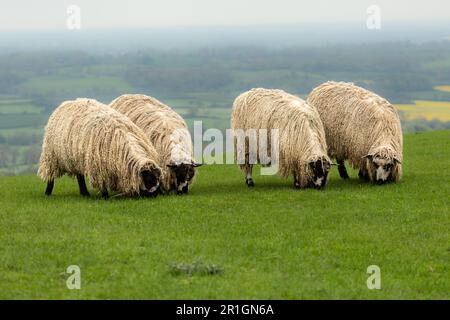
177, 190, 183, 195
246, 179, 255, 187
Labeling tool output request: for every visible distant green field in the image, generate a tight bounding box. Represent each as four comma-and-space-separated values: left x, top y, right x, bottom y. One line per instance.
0, 130, 448, 299
0, 96, 43, 115
0, 113, 44, 129
0, 103, 43, 114
0, 127, 43, 135
19, 75, 133, 96
0, 98, 33, 105
423, 58, 450, 70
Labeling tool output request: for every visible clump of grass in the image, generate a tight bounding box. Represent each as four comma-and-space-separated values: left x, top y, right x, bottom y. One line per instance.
169, 261, 223, 277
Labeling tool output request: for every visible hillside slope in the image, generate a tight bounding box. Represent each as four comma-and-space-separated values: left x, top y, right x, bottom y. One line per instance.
0, 130, 448, 299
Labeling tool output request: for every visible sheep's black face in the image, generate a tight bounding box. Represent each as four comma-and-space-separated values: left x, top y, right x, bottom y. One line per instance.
167, 162, 201, 195
364, 155, 400, 184
307, 158, 331, 189
140, 169, 161, 194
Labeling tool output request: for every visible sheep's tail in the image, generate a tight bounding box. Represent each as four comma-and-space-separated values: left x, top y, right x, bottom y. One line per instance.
37, 144, 61, 182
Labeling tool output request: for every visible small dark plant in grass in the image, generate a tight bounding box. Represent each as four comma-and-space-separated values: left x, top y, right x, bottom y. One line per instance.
169, 261, 223, 277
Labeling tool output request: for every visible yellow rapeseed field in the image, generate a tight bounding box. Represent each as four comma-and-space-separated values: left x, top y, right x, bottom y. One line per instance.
434, 85, 450, 92
394, 86, 450, 121
395, 100, 450, 121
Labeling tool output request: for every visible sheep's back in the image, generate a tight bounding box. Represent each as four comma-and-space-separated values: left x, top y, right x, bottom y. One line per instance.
231, 88, 329, 177
232, 88, 325, 143
110, 94, 191, 160
40, 99, 157, 192
307, 82, 402, 159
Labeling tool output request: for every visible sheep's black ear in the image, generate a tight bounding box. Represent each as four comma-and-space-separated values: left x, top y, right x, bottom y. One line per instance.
393, 157, 402, 164
362, 154, 373, 161
192, 162, 203, 167
167, 164, 178, 168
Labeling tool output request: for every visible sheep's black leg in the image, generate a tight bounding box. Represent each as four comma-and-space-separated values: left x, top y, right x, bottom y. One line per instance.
77, 174, 90, 197
293, 172, 300, 189
45, 180, 54, 196
101, 189, 109, 200
337, 159, 349, 179
359, 169, 369, 181
244, 164, 254, 187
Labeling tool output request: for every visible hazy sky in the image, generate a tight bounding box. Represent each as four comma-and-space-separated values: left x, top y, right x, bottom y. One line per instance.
1, 0, 449, 30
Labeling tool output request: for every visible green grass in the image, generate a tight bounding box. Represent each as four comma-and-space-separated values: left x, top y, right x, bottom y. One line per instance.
0, 130, 448, 299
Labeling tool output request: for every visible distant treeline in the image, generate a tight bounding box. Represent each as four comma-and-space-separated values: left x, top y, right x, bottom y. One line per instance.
1, 41, 450, 110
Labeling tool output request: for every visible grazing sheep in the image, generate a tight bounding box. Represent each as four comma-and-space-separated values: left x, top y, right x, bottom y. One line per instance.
231, 88, 331, 189
307, 81, 403, 184
38, 98, 162, 198
109, 94, 201, 195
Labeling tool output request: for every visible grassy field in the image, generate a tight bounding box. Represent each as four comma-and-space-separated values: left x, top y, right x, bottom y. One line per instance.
0, 130, 449, 299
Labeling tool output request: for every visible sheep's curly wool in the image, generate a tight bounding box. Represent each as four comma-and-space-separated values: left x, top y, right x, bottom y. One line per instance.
231, 88, 330, 187
109, 94, 195, 193
307, 81, 403, 181
38, 98, 161, 195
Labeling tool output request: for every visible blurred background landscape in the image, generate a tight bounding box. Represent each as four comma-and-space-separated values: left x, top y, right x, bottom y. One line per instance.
1, 1, 450, 175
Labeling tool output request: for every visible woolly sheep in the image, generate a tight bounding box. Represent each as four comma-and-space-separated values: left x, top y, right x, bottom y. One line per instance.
307, 81, 403, 184
38, 98, 162, 198
109, 94, 201, 195
231, 88, 331, 189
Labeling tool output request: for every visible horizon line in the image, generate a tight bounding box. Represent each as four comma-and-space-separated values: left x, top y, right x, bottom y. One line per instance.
1, 19, 450, 33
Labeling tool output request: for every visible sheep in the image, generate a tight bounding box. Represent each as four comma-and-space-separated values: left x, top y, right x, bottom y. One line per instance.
109, 94, 201, 195
231, 88, 332, 189
38, 98, 163, 199
307, 81, 403, 184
